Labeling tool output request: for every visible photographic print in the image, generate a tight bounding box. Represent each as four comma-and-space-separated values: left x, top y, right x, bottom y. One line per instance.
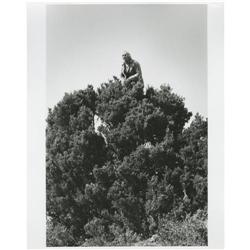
45, 4, 208, 247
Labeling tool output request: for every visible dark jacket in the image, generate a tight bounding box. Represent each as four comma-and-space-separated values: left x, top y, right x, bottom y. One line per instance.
121, 59, 144, 83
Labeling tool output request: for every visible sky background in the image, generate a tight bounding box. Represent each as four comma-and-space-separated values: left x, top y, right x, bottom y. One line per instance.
47, 4, 207, 118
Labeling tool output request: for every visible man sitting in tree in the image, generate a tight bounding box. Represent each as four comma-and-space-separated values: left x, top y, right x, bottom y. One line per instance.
121, 51, 144, 87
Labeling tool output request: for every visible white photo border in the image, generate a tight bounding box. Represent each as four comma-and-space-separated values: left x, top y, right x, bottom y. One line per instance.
27, 2, 224, 248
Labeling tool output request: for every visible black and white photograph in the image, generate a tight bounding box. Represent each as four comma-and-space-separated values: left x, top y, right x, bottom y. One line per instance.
9, 0, 250, 250
45, 4, 209, 247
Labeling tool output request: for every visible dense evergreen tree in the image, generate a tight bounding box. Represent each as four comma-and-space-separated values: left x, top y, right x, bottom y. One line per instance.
46, 80, 207, 246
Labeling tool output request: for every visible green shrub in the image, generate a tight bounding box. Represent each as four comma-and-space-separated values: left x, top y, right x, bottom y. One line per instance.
46, 218, 77, 246
157, 209, 207, 246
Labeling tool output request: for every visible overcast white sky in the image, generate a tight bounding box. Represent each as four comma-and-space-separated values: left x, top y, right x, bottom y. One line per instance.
47, 4, 207, 118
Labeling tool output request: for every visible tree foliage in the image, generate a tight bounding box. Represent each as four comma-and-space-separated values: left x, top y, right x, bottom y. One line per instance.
46, 80, 207, 246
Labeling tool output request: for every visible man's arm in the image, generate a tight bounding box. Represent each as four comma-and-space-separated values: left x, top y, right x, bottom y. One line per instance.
121, 64, 125, 79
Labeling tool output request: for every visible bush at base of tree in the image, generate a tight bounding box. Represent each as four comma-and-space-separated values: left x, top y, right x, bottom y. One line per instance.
134, 209, 207, 246
47, 209, 207, 247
